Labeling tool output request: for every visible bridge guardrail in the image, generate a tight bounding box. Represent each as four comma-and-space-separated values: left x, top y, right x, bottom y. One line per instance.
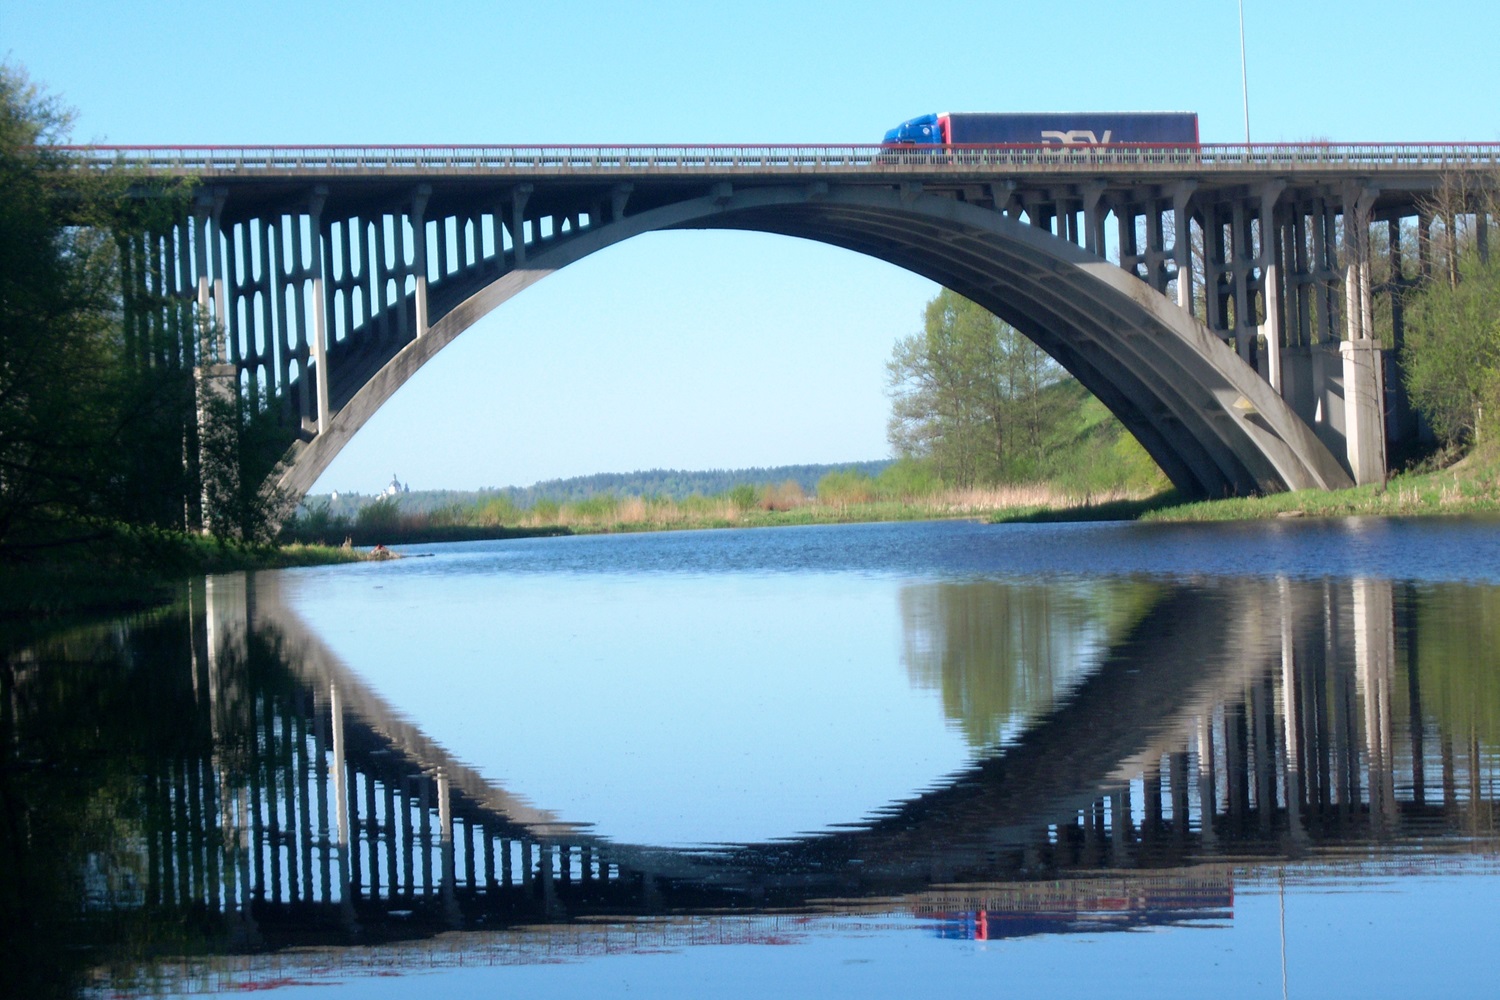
57, 143, 1500, 174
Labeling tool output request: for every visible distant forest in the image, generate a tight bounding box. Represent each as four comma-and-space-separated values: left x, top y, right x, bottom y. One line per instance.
307, 461, 894, 515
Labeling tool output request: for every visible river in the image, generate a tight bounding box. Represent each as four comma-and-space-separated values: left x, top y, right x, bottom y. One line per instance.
5, 517, 1500, 998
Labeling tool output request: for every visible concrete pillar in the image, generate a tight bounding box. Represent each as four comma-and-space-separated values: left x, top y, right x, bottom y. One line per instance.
1232, 199, 1254, 363
207, 190, 228, 345
1342, 185, 1378, 342
1416, 209, 1432, 280
256, 216, 276, 401
1341, 339, 1386, 484
410, 185, 430, 338
1146, 198, 1173, 293
1288, 205, 1310, 348
1116, 203, 1136, 274
1310, 199, 1333, 344
308, 187, 331, 434
368, 218, 389, 344
1081, 181, 1106, 257
1341, 185, 1386, 485
1259, 182, 1286, 393
988, 180, 1017, 217
1205, 204, 1230, 335
611, 183, 633, 222
511, 184, 534, 265
1173, 182, 1196, 315
193, 193, 215, 321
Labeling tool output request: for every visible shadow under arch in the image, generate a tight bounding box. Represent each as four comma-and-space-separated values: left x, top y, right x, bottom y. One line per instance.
280, 186, 1354, 499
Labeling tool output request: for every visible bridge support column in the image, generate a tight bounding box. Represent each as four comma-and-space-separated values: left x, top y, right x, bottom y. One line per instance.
1081, 181, 1107, 256
309, 188, 332, 433
192, 189, 229, 350
511, 184, 534, 265
1258, 182, 1286, 394
1340, 339, 1387, 484
1341, 185, 1387, 485
611, 183, 633, 222
411, 185, 431, 338
1172, 182, 1197, 315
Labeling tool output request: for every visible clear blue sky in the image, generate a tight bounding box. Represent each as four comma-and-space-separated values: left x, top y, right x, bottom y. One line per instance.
8, 0, 1498, 492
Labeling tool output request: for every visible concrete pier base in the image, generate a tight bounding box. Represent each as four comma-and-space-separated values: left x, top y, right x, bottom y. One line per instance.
1341, 339, 1387, 485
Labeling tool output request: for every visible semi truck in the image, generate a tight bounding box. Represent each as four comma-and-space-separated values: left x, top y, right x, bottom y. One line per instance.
882, 112, 1199, 146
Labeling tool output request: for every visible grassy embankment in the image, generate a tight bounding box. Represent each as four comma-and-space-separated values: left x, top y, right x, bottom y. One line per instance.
0, 520, 364, 626
1142, 449, 1500, 522
995, 446, 1500, 524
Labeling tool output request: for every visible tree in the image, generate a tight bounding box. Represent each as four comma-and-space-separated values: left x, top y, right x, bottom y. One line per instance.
1402, 254, 1500, 447
885, 289, 1061, 486
0, 64, 126, 548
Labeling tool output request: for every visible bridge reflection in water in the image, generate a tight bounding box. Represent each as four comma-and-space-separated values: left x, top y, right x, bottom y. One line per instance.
7, 570, 1498, 990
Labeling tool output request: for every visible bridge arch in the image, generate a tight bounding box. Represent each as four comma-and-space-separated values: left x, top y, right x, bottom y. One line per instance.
279, 184, 1354, 499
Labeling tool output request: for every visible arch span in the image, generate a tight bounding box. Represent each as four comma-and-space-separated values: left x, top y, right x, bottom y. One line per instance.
279, 185, 1354, 499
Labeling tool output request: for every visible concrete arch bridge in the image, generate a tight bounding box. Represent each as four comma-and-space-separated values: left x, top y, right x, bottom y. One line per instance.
87, 142, 1500, 500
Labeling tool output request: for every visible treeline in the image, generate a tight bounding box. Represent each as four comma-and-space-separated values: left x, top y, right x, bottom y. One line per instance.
492, 462, 895, 507
307, 461, 894, 517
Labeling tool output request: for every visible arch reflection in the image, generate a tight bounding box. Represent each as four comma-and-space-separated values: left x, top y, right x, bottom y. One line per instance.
4, 570, 1498, 990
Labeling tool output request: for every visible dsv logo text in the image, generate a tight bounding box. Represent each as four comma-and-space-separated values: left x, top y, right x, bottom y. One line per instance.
1039, 129, 1114, 145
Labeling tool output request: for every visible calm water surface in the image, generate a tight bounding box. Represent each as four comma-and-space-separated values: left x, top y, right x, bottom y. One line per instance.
6, 517, 1500, 998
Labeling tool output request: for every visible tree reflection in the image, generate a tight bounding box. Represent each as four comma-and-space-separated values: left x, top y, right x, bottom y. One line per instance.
1405, 582, 1500, 747
898, 578, 1164, 746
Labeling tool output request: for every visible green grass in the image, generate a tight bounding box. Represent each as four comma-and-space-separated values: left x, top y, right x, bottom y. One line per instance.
1137, 450, 1500, 523
985, 450, 1500, 526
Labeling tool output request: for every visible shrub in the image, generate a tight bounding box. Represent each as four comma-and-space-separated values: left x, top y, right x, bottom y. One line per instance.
568, 494, 620, 521
873, 459, 940, 500
1403, 255, 1500, 447
477, 495, 521, 525
726, 483, 758, 511
817, 469, 876, 506
760, 480, 805, 511
354, 495, 402, 534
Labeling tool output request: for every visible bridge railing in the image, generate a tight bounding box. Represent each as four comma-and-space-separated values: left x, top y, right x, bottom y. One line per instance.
56, 142, 1500, 175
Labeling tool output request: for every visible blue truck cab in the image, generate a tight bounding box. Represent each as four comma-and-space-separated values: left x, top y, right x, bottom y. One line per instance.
883, 114, 944, 144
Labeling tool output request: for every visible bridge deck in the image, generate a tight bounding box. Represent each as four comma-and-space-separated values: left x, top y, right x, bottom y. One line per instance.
67, 142, 1500, 189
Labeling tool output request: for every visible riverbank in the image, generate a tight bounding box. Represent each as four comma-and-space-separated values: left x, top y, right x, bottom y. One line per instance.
0, 522, 364, 629
302, 451, 1500, 544
996, 448, 1500, 524
13, 452, 1495, 629
295, 483, 1150, 543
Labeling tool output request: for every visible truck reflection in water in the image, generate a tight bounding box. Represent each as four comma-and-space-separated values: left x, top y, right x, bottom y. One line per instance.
924, 875, 1234, 941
